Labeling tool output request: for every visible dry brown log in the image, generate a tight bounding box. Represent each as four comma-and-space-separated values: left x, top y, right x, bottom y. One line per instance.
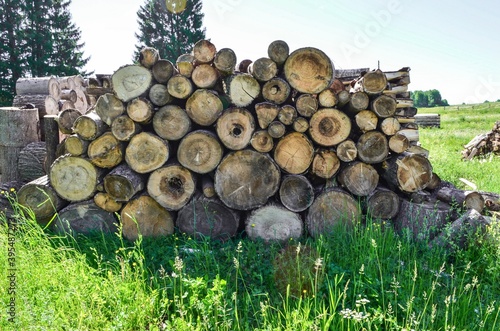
250, 130, 274, 153
268, 121, 286, 139
262, 77, 291, 104
149, 83, 173, 106
49, 155, 103, 202
60, 89, 78, 103
216, 107, 255, 150
279, 174, 315, 212
336, 139, 357, 162
226, 73, 260, 107
354, 69, 387, 95
94, 93, 125, 126
338, 161, 379, 196
371, 94, 397, 118
177, 193, 240, 240
355, 110, 378, 132
274, 132, 314, 174
308, 108, 351, 146
246, 204, 303, 242
388, 133, 410, 154
366, 187, 400, 220
152, 105, 191, 141
435, 186, 485, 213
112, 64, 153, 102
73, 111, 108, 141
177, 130, 223, 174
292, 117, 309, 133
284, 47, 334, 94
176, 54, 195, 77
255, 102, 279, 129
55, 200, 118, 235
425, 172, 442, 191
380, 117, 401, 136
267, 40, 289, 66
57, 108, 81, 134
93, 192, 122, 213
120, 194, 175, 241
191, 64, 219, 89
18, 142, 46, 182
236, 59, 252, 73
193, 39, 217, 64
213, 48, 237, 75
306, 188, 361, 238
147, 164, 196, 211
345, 91, 369, 114
0, 107, 40, 182
214, 150, 281, 210
152, 59, 176, 84
382, 152, 433, 193
278, 104, 297, 125
125, 132, 169, 174
356, 131, 389, 164
185, 89, 224, 126
103, 163, 146, 202
127, 97, 154, 124
249, 57, 278, 82
16, 76, 61, 99
17, 175, 68, 225
139, 47, 159, 68
111, 115, 141, 142
87, 132, 124, 169
310, 149, 340, 179
318, 88, 338, 108
295, 93, 318, 118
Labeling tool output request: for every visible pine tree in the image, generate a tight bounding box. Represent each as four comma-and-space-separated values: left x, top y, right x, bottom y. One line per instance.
134, 0, 206, 63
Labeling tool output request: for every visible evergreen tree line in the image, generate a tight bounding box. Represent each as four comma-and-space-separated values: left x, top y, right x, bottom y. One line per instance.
410, 89, 449, 108
0, 0, 90, 106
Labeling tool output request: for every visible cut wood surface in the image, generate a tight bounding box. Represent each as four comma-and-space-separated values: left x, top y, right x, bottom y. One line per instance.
249, 57, 278, 82
185, 89, 224, 126
383, 152, 433, 193
338, 161, 379, 196
127, 97, 154, 124
262, 77, 291, 104
147, 164, 196, 211
356, 131, 389, 164
274, 132, 314, 174
366, 187, 400, 220
279, 174, 315, 212
292, 116, 309, 133
267, 40, 289, 66
435, 185, 485, 213
152, 59, 176, 83
213, 48, 237, 75
371, 94, 397, 118
255, 102, 279, 129
246, 204, 303, 242
125, 132, 170, 174
177, 130, 223, 174
139, 46, 159, 68
152, 105, 191, 141
380, 117, 401, 136
250, 130, 274, 153
93, 192, 123, 213
267, 121, 286, 139
388, 133, 410, 154
308, 108, 351, 146
112, 65, 153, 102
295, 93, 318, 117
149, 83, 173, 106
193, 39, 216, 64
226, 73, 260, 107
55, 200, 118, 235
355, 69, 387, 95
318, 88, 338, 108
310, 149, 340, 179
57, 108, 82, 134
191, 64, 219, 89
355, 110, 378, 132
64, 134, 89, 156
336, 139, 357, 162
216, 107, 255, 150
176, 53, 195, 77
111, 115, 141, 141
345, 91, 369, 114
278, 104, 297, 125
103, 163, 145, 202
73, 111, 108, 141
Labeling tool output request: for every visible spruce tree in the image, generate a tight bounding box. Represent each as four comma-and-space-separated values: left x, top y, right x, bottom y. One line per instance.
134, 0, 206, 63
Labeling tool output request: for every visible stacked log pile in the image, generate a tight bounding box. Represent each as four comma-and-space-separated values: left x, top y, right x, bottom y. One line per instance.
462, 121, 500, 160
14, 40, 498, 243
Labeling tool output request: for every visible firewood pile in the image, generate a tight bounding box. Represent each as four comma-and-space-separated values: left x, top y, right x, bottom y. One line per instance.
462, 121, 500, 160
11, 40, 499, 243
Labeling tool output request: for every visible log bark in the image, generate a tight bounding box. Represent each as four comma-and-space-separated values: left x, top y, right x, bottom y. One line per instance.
366, 187, 400, 220
382, 152, 433, 193
250, 130, 274, 153
139, 46, 159, 68
127, 97, 154, 124
216, 107, 255, 150
147, 164, 197, 211
185, 89, 224, 126
226, 73, 261, 107
73, 111, 108, 141
262, 77, 291, 104
152, 105, 191, 141
17, 175, 68, 225
274, 132, 314, 174
87, 132, 124, 169
388, 133, 410, 154
57, 108, 81, 134
267, 40, 289, 66
336, 139, 357, 162
249, 57, 278, 82
338, 161, 379, 196
103, 163, 146, 202
44, 114, 60, 171
191, 64, 219, 89
18, 142, 46, 182
111, 115, 141, 142
279, 174, 315, 212
12, 94, 59, 123
214, 150, 281, 210
308, 108, 351, 146
177, 130, 223, 174
310, 149, 340, 179
371, 95, 397, 118
292, 117, 309, 133
306, 188, 361, 238
63, 134, 89, 156
255, 102, 279, 129
55, 200, 118, 235
152, 59, 176, 84
93, 192, 123, 213
94, 93, 125, 126
356, 131, 389, 164
16, 76, 61, 99
213, 48, 237, 75
120, 195, 175, 241
435, 186, 485, 213
236, 59, 252, 73
193, 39, 217, 64
380, 117, 401, 136
112, 64, 153, 102
284, 47, 334, 94
149, 83, 173, 106
49, 155, 102, 202
125, 132, 170, 174
246, 204, 303, 242
354, 110, 378, 132
267, 121, 286, 139
177, 193, 240, 240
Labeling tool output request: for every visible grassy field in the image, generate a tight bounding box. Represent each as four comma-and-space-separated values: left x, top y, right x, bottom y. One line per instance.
1, 103, 500, 330
418, 102, 500, 193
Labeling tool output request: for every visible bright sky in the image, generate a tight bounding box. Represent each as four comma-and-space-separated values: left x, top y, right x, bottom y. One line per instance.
70, 0, 500, 105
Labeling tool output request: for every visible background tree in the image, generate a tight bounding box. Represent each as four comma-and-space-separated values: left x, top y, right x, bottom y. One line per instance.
134, 0, 206, 63
411, 89, 448, 107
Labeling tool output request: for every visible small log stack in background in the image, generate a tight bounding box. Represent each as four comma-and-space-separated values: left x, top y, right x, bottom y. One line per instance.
10, 40, 498, 242
462, 121, 500, 160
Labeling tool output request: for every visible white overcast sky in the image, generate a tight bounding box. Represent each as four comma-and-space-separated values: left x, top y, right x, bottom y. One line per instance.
70, 0, 500, 105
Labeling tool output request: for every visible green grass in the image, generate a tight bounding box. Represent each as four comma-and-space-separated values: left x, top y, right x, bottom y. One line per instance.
418, 102, 500, 193
1, 192, 500, 330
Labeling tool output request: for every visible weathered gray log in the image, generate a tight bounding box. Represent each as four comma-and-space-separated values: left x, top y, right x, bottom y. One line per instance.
112, 64, 153, 102
336, 139, 357, 162
103, 163, 146, 202
149, 83, 173, 106
18, 142, 46, 182
152, 59, 176, 84
435, 186, 485, 213
338, 161, 379, 197
366, 187, 400, 220
356, 131, 389, 164
139, 46, 159, 68
55, 200, 118, 235
152, 105, 191, 141
213, 48, 237, 76
16, 76, 61, 99
279, 174, 315, 212
267, 40, 289, 66
57, 108, 81, 134
371, 94, 397, 118
249, 57, 278, 82
246, 204, 303, 242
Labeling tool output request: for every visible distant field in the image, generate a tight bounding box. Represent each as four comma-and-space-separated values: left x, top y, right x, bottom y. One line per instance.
417, 102, 500, 193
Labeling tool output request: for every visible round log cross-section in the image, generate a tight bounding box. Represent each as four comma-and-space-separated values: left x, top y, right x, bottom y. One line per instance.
274, 132, 314, 174
309, 108, 351, 146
